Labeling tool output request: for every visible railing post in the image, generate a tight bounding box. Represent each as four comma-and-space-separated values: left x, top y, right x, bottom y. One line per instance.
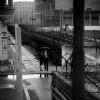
65, 60, 67, 78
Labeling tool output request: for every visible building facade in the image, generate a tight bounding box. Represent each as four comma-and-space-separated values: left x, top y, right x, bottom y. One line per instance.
35, 0, 55, 26
14, 2, 35, 25
35, 0, 100, 27
39, 9, 100, 27
63, 9, 100, 26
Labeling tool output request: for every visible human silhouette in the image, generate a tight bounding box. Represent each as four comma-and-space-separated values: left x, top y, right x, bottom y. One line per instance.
44, 50, 48, 77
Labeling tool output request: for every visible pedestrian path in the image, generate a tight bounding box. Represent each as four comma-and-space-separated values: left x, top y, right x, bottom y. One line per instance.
0, 84, 15, 90
22, 46, 40, 71
24, 77, 52, 100
0, 77, 27, 100
8, 34, 60, 100
9, 34, 62, 74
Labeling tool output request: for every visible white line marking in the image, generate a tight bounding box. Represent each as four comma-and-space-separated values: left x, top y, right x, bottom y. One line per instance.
23, 83, 31, 100
0, 84, 15, 89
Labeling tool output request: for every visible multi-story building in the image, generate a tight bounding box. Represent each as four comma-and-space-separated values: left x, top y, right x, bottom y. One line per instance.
63, 8, 100, 26
35, 0, 55, 26
35, 0, 100, 27
14, 2, 35, 25
39, 8, 100, 27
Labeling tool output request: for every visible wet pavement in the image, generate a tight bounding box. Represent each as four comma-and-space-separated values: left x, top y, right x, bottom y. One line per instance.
9, 35, 62, 73
24, 77, 52, 100
1, 34, 100, 100
0, 77, 26, 100
0, 34, 54, 100
0, 74, 52, 100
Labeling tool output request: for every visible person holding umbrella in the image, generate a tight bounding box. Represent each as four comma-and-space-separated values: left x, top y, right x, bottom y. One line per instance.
39, 50, 44, 71
39, 46, 50, 77
44, 49, 48, 77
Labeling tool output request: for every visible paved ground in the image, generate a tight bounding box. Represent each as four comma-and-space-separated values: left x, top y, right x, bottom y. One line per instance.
9, 35, 62, 73
0, 34, 57, 100
24, 77, 52, 100
1, 33, 100, 100
0, 77, 26, 100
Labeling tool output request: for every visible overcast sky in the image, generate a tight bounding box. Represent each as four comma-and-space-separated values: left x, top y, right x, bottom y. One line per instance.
13, 0, 34, 2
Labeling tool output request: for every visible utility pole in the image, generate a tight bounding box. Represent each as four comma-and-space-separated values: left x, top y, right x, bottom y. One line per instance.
41, 10, 42, 30
72, 0, 85, 100
89, 11, 91, 25
32, 7, 33, 25
49, 0, 51, 27
60, 9, 63, 31
15, 24, 23, 100
20, 7, 22, 24
72, 11, 73, 26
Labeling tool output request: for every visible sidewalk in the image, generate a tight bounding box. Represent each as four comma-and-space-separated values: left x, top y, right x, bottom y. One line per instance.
0, 77, 27, 100
24, 77, 52, 100
5, 34, 59, 100
0, 87, 26, 100
23, 45, 62, 73
9, 34, 62, 73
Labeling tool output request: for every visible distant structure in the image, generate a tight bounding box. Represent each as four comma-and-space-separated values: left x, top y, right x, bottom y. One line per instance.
35, 0, 55, 26
63, 8, 100, 26
14, 2, 35, 25
35, 0, 100, 26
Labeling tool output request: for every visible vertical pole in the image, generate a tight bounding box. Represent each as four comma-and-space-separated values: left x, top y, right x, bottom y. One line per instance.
21, 8, 22, 24
89, 11, 91, 25
0, 0, 6, 9
15, 24, 23, 100
72, 0, 85, 100
60, 9, 63, 31
32, 7, 33, 25
41, 10, 42, 30
98, 13, 100, 25
56, 50, 57, 71
26, 7, 28, 24
8, 0, 13, 7
72, 12, 73, 26
49, 0, 51, 27
44, 9, 46, 27
65, 60, 67, 78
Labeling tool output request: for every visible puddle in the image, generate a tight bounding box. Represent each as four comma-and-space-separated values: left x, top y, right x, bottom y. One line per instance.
8, 74, 42, 80
0, 84, 15, 89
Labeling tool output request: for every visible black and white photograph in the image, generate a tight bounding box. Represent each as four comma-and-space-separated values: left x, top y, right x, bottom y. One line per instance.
0, 0, 100, 100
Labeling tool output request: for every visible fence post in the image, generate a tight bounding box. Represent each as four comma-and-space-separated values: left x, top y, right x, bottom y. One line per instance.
15, 24, 23, 100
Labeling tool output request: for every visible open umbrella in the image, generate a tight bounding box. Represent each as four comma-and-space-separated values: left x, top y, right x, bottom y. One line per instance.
40, 46, 50, 50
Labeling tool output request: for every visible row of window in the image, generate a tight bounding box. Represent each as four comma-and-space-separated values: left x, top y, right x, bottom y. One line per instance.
42, 16, 99, 21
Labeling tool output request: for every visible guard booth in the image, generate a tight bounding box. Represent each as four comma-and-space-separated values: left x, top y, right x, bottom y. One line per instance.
0, 0, 14, 75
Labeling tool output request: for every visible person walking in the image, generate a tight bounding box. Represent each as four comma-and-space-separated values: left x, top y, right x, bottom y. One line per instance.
44, 50, 48, 77
39, 50, 44, 77
39, 51, 44, 71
